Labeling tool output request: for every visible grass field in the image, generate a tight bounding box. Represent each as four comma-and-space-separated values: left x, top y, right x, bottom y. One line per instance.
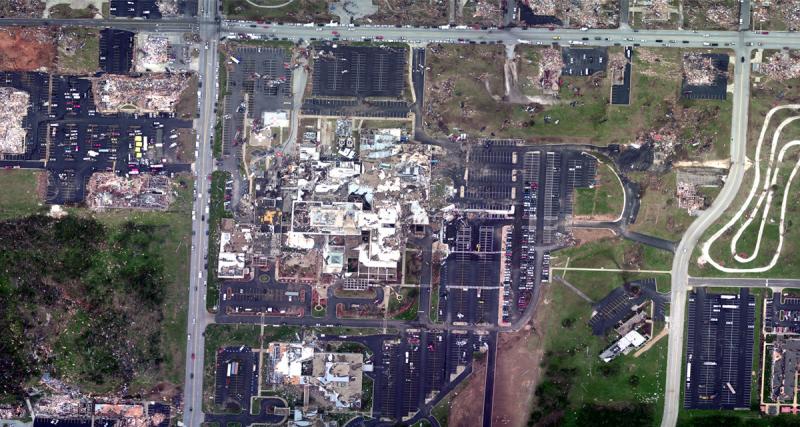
628, 170, 695, 241
48, 3, 98, 18
534, 279, 667, 426
0, 169, 44, 220
222, 0, 334, 22
690, 70, 800, 278
574, 161, 625, 218
553, 237, 674, 273
57, 27, 100, 75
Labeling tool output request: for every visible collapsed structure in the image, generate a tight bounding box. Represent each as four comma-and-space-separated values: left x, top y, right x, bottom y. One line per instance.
683, 53, 727, 86
538, 47, 564, 93
266, 342, 365, 409
85, 172, 174, 211
753, 0, 800, 31
135, 35, 171, 72
521, 0, 618, 28
633, 0, 672, 23
91, 73, 190, 113
0, 87, 30, 153
759, 51, 800, 81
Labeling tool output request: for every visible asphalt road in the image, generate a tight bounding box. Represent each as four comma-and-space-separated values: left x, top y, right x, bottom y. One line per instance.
661, 36, 752, 427
182, 0, 220, 424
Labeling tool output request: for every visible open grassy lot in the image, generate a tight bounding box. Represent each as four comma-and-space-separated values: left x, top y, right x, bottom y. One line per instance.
222, 0, 334, 22
560, 270, 672, 302
553, 237, 674, 272
529, 279, 667, 426
203, 324, 298, 413
57, 27, 100, 75
690, 68, 800, 278
427, 45, 732, 152
48, 4, 98, 18
0, 169, 44, 220
628, 170, 696, 241
574, 161, 625, 218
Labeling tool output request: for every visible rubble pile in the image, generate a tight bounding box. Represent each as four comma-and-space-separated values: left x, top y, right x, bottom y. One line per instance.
706, 5, 736, 27
564, 0, 619, 28
640, 0, 671, 21
156, 0, 179, 16
57, 29, 88, 59
538, 47, 564, 93
472, 0, 501, 19
135, 35, 171, 70
759, 51, 800, 81
523, 0, 556, 16
676, 181, 705, 215
753, 0, 800, 30
683, 53, 725, 86
91, 73, 189, 113
0, 87, 30, 154
0, 0, 45, 18
608, 51, 628, 84
86, 172, 174, 211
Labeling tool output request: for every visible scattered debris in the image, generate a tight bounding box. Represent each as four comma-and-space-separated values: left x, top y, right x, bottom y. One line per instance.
135, 35, 171, 72
85, 172, 174, 211
0, 87, 30, 153
676, 181, 705, 215
521, 0, 619, 28
91, 73, 190, 113
156, 0, 179, 16
538, 47, 564, 93
706, 5, 737, 28
683, 53, 727, 86
0, 27, 56, 71
636, 0, 672, 22
758, 51, 800, 81
0, 0, 45, 18
753, 0, 800, 30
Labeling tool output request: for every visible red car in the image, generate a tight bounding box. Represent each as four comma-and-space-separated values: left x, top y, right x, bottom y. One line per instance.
375, 35, 384, 40
332, 31, 339, 36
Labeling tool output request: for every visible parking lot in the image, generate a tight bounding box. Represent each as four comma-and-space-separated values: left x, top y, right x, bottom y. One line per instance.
311, 45, 406, 98
611, 47, 633, 105
214, 346, 259, 413
562, 47, 608, 77
217, 268, 313, 319
684, 288, 755, 410
765, 292, 800, 334
588, 278, 666, 336
100, 29, 135, 74
222, 46, 292, 156
0, 72, 192, 204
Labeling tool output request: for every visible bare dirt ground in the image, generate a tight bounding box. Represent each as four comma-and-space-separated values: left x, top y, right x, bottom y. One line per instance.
0, 27, 56, 71
570, 227, 617, 245
489, 283, 559, 427
449, 355, 486, 427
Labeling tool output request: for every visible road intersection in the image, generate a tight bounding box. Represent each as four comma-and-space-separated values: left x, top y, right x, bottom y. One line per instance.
3, 8, 800, 426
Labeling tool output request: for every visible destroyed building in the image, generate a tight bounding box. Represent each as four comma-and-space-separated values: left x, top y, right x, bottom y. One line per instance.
0, 87, 30, 154
266, 342, 365, 410
91, 73, 190, 113
683, 53, 727, 86
218, 218, 253, 279
135, 35, 172, 72
86, 172, 174, 211
758, 51, 800, 81
538, 47, 564, 93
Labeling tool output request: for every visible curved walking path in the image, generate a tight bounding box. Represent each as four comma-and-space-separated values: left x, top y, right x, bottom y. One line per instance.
244, 0, 295, 9
701, 104, 800, 273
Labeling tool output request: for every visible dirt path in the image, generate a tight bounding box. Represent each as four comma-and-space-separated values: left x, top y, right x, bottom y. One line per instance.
489, 287, 556, 427
449, 355, 486, 427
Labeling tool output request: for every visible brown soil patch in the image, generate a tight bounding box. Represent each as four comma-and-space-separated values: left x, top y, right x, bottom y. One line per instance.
449, 355, 486, 427
571, 228, 617, 245
35, 170, 47, 201
572, 212, 619, 222
0, 27, 56, 71
143, 381, 181, 401
490, 286, 555, 427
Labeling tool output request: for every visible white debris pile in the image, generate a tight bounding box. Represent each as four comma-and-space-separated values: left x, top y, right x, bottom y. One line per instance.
473, 0, 501, 19
706, 5, 736, 27
752, 0, 800, 30
676, 181, 705, 215
759, 51, 800, 81
639, 0, 671, 21
135, 35, 171, 70
91, 73, 189, 113
0, 87, 30, 154
564, 0, 618, 28
156, 0, 179, 16
683, 53, 724, 86
86, 172, 174, 211
523, 0, 556, 16
538, 47, 564, 93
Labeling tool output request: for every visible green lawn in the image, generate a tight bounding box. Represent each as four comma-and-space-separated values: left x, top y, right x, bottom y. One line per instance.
553, 237, 674, 272
207, 171, 233, 311
57, 27, 100, 75
574, 162, 625, 217
533, 281, 667, 426
222, 0, 334, 22
629, 170, 695, 241
0, 169, 44, 220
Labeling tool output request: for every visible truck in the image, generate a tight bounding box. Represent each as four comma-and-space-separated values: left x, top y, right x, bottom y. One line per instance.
230, 56, 240, 64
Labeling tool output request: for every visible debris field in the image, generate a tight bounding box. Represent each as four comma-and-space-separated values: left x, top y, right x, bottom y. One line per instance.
683, 53, 727, 86
0, 87, 30, 154
85, 172, 174, 211
759, 51, 800, 81
0, 27, 57, 71
91, 73, 191, 113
